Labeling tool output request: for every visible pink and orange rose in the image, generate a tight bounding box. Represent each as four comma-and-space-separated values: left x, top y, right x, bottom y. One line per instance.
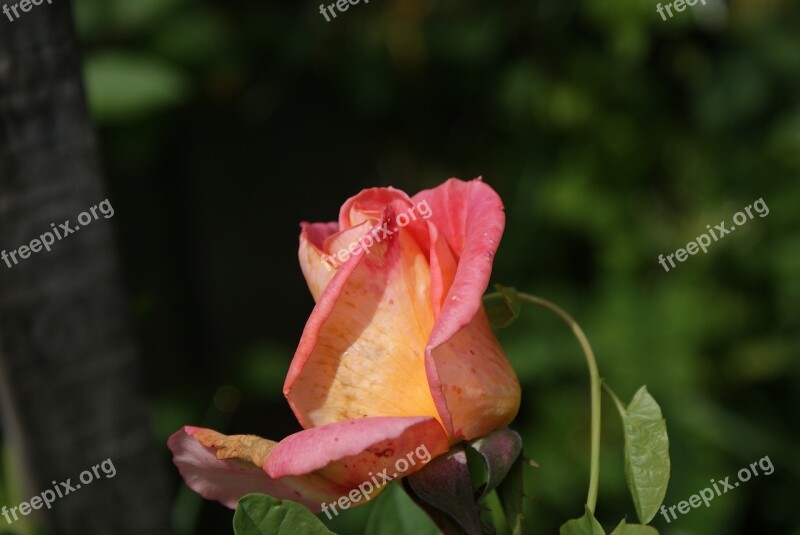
168, 178, 520, 511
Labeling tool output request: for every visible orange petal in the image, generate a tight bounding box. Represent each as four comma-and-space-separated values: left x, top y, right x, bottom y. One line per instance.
428, 307, 521, 440
285, 207, 441, 429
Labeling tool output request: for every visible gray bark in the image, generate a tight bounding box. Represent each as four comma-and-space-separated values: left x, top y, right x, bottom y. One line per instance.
0, 2, 172, 534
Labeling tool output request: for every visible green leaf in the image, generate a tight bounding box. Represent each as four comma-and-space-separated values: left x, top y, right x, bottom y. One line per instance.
605, 385, 670, 525
83, 53, 189, 123
233, 494, 334, 535
364, 483, 439, 535
560, 505, 605, 535
609, 519, 659, 535
485, 284, 521, 328
495, 454, 525, 535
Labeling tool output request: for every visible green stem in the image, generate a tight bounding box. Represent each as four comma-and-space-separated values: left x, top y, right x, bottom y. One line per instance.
487, 292, 602, 512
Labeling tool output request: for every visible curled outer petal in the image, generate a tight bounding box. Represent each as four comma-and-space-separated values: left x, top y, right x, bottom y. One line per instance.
413, 178, 521, 440
168, 416, 449, 511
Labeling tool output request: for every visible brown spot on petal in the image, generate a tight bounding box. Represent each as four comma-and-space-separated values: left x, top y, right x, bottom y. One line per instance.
193, 429, 278, 468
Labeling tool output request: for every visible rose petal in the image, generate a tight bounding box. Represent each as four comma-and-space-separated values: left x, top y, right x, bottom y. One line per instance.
299, 187, 423, 301
427, 308, 521, 440
338, 187, 415, 229
286, 207, 441, 430
267, 416, 450, 490
299, 222, 340, 301
168, 416, 449, 512
413, 178, 520, 440
412, 177, 505, 346
168, 426, 323, 510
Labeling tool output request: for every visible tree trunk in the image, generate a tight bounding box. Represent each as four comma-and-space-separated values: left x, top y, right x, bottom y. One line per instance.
0, 2, 172, 534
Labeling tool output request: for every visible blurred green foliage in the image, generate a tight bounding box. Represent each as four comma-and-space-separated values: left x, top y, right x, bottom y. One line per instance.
69, 0, 800, 533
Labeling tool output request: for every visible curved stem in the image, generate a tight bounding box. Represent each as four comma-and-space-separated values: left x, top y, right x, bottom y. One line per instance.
486, 291, 601, 512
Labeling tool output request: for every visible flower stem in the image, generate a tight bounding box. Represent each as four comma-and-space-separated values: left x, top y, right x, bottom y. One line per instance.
489, 291, 602, 512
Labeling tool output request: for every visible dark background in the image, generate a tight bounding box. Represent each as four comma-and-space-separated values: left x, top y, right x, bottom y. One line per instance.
3, 0, 800, 533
